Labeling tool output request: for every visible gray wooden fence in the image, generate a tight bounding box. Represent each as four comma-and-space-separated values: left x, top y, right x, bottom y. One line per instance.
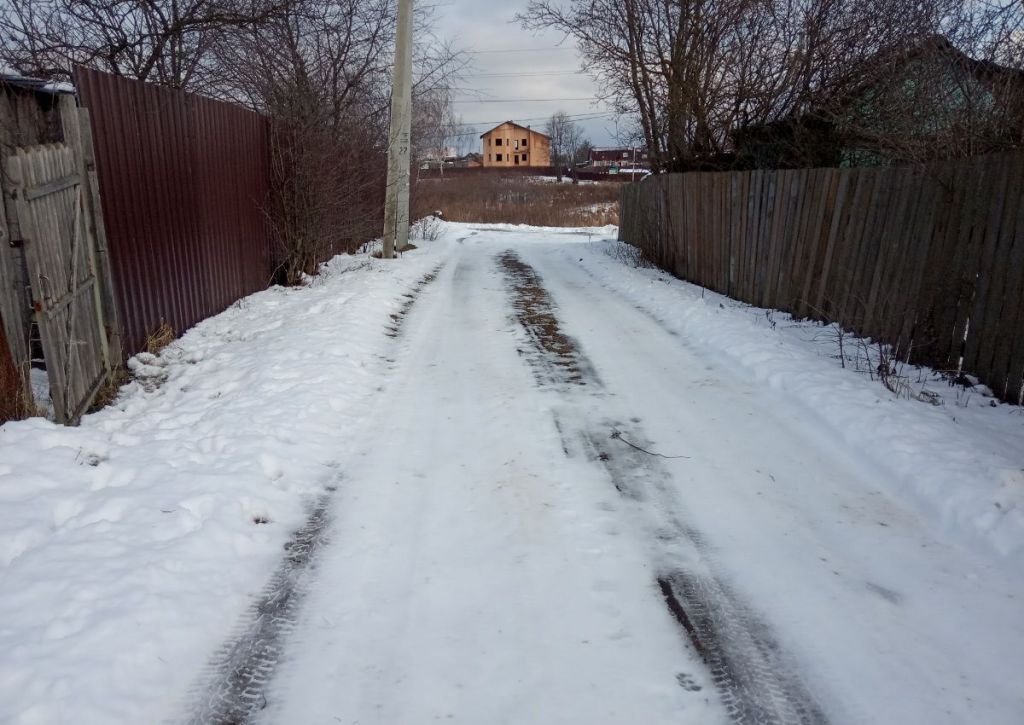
0, 82, 119, 424
5, 143, 112, 423
619, 153, 1024, 405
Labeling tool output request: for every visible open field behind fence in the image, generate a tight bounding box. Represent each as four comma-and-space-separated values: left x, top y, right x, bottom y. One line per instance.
619, 153, 1024, 405
415, 174, 620, 227
417, 166, 642, 183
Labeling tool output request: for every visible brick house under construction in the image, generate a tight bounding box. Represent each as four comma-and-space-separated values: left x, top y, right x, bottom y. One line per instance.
480, 121, 551, 168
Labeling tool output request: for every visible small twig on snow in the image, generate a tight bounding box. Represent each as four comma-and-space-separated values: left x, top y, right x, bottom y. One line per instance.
610, 430, 690, 459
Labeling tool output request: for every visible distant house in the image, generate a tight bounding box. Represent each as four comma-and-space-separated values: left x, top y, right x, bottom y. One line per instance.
734, 35, 1024, 168
589, 147, 649, 170
480, 122, 551, 168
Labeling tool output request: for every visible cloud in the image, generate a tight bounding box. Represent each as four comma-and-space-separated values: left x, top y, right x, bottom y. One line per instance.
432, 0, 620, 145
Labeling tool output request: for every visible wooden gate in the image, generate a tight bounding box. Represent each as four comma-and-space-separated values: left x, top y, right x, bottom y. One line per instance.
5, 144, 110, 423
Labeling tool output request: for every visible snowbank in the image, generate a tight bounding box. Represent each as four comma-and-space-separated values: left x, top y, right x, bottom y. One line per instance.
570, 237, 1024, 564
0, 240, 451, 724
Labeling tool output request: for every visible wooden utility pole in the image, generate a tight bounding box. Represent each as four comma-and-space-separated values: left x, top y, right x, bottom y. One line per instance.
382, 0, 414, 260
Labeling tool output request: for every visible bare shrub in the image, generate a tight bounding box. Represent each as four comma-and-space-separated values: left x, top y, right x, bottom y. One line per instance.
411, 215, 443, 241
605, 241, 654, 268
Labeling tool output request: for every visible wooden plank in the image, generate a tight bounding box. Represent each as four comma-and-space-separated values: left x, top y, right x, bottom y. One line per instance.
787, 168, 815, 311
762, 170, 787, 308
797, 168, 836, 319
863, 165, 908, 341
989, 153, 1024, 402
785, 168, 818, 313
720, 171, 730, 292
0, 144, 34, 413
962, 153, 1012, 372
736, 170, 748, 298
757, 171, 778, 307
825, 169, 858, 320
833, 168, 873, 329
877, 165, 923, 354
814, 168, 851, 319
23, 172, 80, 201
707, 173, 716, 290
698, 172, 710, 289
777, 168, 802, 311
745, 170, 761, 301
850, 168, 891, 334
68, 102, 122, 365
893, 166, 944, 362
911, 166, 952, 362
929, 159, 976, 369
973, 154, 1024, 395
670, 174, 684, 278
911, 160, 969, 370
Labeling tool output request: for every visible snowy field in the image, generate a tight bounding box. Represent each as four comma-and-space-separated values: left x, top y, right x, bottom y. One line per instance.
1, 221, 1022, 724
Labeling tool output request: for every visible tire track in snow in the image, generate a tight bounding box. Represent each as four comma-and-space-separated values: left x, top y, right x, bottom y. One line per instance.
185, 491, 334, 725
182, 264, 446, 725
498, 249, 827, 725
498, 251, 599, 389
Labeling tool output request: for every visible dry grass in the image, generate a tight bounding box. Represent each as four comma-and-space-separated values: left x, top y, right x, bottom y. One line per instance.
88, 365, 130, 414
144, 321, 176, 356
413, 174, 620, 227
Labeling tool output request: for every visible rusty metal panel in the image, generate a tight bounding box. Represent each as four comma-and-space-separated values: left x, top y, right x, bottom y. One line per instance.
73, 67, 274, 356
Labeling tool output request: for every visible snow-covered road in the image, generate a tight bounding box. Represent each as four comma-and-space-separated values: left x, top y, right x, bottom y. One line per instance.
3, 223, 1023, 725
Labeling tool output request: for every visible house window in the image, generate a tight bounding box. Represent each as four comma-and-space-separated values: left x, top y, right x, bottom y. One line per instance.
514, 140, 520, 150
514, 154, 520, 165
522, 138, 528, 147
496, 153, 503, 161
495, 138, 502, 146
523, 153, 528, 162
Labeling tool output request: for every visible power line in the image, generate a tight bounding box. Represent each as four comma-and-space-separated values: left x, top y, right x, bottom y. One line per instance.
452, 111, 614, 127
452, 97, 598, 103
465, 46, 576, 54
463, 70, 582, 78
447, 112, 617, 134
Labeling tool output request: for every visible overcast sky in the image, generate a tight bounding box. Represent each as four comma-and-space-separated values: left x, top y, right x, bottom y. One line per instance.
429, 0, 623, 149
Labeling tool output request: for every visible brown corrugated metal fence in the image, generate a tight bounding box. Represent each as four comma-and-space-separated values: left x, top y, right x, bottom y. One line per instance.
74, 67, 275, 355
619, 153, 1024, 406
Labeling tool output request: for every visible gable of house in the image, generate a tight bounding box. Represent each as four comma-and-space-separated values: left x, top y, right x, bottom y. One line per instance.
480, 122, 551, 168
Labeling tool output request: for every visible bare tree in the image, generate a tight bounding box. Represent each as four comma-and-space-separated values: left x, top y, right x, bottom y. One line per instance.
0, 0, 464, 281
413, 87, 459, 176
209, 0, 464, 280
0, 0, 288, 90
546, 110, 583, 181
521, 0, 1024, 171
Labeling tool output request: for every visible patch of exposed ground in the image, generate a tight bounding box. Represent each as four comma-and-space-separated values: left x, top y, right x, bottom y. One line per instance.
386, 264, 444, 338
498, 251, 595, 387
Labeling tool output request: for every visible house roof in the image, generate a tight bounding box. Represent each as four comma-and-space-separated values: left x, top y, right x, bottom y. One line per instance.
480, 121, 550, 139
0, 72, 75, 96
590, 148, 648, 161
735, 34, 1024, 138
